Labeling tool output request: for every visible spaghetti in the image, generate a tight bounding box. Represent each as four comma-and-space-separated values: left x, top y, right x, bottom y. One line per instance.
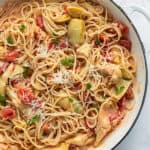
0, 0, 136, 149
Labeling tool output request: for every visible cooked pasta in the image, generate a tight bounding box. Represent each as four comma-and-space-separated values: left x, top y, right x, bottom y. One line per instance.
0, 0, 136, 149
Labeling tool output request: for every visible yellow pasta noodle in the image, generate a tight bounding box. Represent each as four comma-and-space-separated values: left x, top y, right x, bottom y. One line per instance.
0, 0, 136, 149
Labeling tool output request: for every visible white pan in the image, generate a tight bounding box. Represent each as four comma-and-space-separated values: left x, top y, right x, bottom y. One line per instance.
0, 0, 148, 150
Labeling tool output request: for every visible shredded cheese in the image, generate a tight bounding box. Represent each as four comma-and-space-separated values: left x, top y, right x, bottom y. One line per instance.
36, 44, 49, 58
89, 64, 103, 80
51, 67, 71, 84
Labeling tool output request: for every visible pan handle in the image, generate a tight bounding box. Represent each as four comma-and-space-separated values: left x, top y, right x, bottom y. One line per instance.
121, 4, 150, 55
123, 5, 150, 22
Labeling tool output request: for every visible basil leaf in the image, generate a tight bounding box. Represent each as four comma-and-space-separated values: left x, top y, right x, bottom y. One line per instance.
86, 83, 92, 90
23, 67, 33, 78
115, 86, 125, 95
23, 67, 28, 78
68, 57, 74, 62
7, 36, 14, 45
74, 106, 79, 113
69, 98, 73, 103
28, 115, 41, 125
0, 94, 6, 106
52, 38, 59, 45
102, 95, 107, 99
95, 38, 101, 45
19, 24, 26, 32
61, 57, 74, 67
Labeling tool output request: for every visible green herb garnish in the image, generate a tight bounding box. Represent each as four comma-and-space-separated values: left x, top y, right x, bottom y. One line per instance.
7, 36, 14, 45
23, 67, 33, 78
19, 24, 26, 32
69, 98, 74, 103
28, 115, 41, 125
115, 86, 125, 95
0, 94, 6, 106
61, 57, 74, 67
74, 106, 79, 113
52, 38, 59, 45
102, 95, 107, 99
95, 38, 101, 45
86, 83, 92, 90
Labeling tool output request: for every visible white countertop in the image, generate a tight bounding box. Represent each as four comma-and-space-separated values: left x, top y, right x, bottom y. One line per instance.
114, 0, 150, 150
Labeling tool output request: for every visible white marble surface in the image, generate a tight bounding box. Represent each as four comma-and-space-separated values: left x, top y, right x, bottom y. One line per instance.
114, 0, 150, 150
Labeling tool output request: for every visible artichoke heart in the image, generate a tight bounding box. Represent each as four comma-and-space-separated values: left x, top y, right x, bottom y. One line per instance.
52, 14, 71, 23
76, 43, 91, 57
0, 63, 14, 94
11, 65, 24, 77
44, 143, 69, 150
57, 97, 83, 113
121, 68, 134, 80
94, 100, 118, 147
68, 19, 85, 46
66, 133, 92, 146
6, 87, 21, 107
67, 6, 90, 18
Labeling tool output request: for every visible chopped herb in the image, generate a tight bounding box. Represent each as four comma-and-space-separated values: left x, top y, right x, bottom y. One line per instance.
19, 24, 26, 32
7, 36, 14, 45
23, 67, 28, 78
23, 67, 33, 78
52, 38, 59, 45
28, 115, 41, 125
102, 95, 107, 99
0, 94, 6, 106
86, 83, 92, 90
95, 38, 101, 45
74, 106, 79, 113
69, 98, 74, 103
61, 57, 74, 67
115, 86, 125, 95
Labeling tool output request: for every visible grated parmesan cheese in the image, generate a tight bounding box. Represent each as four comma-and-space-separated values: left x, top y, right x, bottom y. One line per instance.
89, 64, 103, 80
23, 60, 30, 67
36, 44, 49, 58
51, 67, 71, 84
26, 99, 46, 121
